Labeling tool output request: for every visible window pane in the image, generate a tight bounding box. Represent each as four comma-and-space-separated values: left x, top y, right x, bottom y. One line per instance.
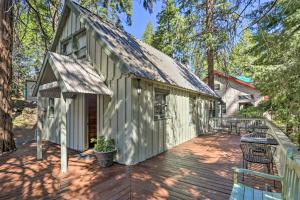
214, 84, 220, 90
49, 98, 55, 117
222, 103, 226, 114
154, 92, 168, 120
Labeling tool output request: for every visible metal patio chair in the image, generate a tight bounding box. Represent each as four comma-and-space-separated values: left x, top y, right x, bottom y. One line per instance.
240, 143, 276, 178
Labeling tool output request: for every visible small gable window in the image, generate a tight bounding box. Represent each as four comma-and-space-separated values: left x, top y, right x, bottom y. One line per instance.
73, 31, 87, 58
48, 98, 55, 117
62, 39, 72, 56
154, 90, 168, 120
61, 30, 87, 58
214, 84, 220, 91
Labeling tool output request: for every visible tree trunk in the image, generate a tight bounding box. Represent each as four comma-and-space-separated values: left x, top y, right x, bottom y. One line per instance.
0, 0, 16, 154
206, 0, 214, 89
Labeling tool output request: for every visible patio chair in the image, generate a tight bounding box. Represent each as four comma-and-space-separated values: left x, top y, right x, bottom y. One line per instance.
230, 149, 298, 200
221, 121, 231, 133
237, 121, 252, 134
240, 143, 275, 176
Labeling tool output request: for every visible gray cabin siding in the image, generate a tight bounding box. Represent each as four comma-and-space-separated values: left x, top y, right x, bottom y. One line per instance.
88, 29, 133, 164
130, 79, 211, 164
37, 7, 214, 165
39, 10, 87, 151
38, 90, 86, 151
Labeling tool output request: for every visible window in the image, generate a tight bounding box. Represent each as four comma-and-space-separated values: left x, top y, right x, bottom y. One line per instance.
154, 90, 168, 120
62, 39, 72, 55
238, 94, 254, 100
209, 101, 216, 117
61, 30, 87, 58
214, 84, 220, 91
73, 32, 87, 58
222, 103, 226, 114
189, 97, 196, 123
48, 98, 55, 117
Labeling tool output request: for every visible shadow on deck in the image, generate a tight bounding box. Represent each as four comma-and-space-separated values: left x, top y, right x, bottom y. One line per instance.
0, 134, 280, 199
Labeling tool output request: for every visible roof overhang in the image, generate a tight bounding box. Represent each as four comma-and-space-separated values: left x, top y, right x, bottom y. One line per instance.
213, 71, 256, 89
33, 52, 113, 97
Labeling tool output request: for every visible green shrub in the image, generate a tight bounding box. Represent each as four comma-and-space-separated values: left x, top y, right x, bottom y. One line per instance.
91, 136, 115, 152
237, 101, 271, 118
238, 106, 264, 118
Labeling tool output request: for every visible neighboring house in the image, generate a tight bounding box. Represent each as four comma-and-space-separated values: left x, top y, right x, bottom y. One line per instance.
33, 0, 219, 169
24, 80, 37, 102
206, 71, 263, 117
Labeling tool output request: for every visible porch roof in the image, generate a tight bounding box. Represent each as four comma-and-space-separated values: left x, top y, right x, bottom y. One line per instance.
35, 52, 112, 96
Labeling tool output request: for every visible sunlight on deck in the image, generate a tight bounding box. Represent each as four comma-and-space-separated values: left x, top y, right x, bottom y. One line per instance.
0, 134, 280, 199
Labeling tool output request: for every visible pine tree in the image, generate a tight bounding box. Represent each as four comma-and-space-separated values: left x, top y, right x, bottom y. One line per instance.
248, 0, 300, 141
230, 29, 256, 76
152, 0, 188, 60
142, 21, 155, 45
0, 0, 16, 153
179, 0, 239, 89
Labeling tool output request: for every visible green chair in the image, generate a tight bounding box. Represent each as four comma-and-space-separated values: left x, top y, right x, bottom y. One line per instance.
230, 149, 300, 200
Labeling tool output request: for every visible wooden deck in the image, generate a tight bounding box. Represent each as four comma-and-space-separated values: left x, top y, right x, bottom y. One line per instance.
0, 134, 280, 199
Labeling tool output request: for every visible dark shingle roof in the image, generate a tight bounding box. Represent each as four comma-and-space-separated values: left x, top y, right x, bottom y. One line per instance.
70, 1, 218, 98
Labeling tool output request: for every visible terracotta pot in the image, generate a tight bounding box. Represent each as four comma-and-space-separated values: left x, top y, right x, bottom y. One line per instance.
94, 149, 116, 167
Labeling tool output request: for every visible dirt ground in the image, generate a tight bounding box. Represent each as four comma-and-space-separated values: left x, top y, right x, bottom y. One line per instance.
12, 100, 37, 146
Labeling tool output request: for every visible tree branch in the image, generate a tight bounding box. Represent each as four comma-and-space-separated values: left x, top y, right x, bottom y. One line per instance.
25, 0, 49, 51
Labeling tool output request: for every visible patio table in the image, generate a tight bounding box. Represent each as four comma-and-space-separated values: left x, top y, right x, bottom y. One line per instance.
241, 133, 278, 145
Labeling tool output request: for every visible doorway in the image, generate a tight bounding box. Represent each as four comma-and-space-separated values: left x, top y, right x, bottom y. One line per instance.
86, 94, 97, 148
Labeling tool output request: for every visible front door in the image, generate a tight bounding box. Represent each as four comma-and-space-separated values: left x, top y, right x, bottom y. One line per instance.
87, 95, 97, 148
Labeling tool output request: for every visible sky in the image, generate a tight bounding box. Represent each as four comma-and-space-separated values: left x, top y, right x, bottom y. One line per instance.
123, 1, 163, 40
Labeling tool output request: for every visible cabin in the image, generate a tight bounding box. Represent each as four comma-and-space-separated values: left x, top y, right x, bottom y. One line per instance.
24, 80, 37, 102
205, 71, 263, 117
33, 0, 219, 171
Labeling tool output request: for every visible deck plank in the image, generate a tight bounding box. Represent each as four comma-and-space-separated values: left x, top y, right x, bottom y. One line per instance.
0, 134, 281, 199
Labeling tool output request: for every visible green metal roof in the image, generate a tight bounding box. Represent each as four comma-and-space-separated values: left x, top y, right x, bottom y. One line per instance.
235, 75, 253, 83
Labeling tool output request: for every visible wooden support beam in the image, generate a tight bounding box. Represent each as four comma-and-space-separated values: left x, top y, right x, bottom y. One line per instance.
36, 129, 43, 160
60, 95, 69, 173
37, 93, 43, 160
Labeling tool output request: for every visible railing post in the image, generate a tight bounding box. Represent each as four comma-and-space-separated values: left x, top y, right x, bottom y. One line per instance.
233, 171, 238, 184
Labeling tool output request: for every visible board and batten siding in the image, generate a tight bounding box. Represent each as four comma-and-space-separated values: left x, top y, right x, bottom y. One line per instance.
39, 93, 60, 144
39, 8, 213, 165
88, 29, 133, 164
54, 10, 86, 53
39, 91, 86, 151
131, 79, 211, 164
66, 94, 86, 151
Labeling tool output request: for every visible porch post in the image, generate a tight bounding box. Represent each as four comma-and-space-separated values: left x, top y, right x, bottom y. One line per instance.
37, 92, 43, 160
60, 94, 69, 173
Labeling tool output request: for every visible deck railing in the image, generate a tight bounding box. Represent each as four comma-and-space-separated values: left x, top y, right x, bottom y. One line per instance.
209, 117, 266, 133
209, 117, 300, 199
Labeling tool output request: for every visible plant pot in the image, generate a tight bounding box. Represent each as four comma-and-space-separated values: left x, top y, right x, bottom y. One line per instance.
94, 149, 116, 167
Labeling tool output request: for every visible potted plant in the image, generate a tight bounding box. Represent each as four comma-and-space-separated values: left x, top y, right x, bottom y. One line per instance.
91, 136, 116, 167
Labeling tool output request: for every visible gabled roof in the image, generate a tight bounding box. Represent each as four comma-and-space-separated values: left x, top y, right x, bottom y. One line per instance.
35, 52, 112, 96
213, 71, 255, 89
63, 0, 218, 98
